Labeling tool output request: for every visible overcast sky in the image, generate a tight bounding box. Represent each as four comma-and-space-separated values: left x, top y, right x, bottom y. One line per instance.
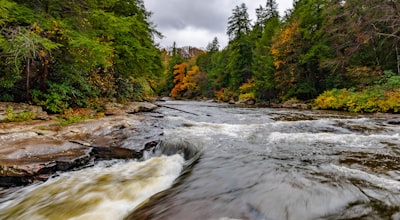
143, 0, 293, 49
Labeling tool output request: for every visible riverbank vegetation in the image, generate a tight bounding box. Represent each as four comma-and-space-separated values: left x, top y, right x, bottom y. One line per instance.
0, 0, 162, 113
1, 0, 399, 114
163, 0, 400, 113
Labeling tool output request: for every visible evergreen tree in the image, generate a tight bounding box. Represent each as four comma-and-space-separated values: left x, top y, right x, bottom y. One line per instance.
252, 0, 280, 101
227, 3, 251, 42
226, 3, 253, 91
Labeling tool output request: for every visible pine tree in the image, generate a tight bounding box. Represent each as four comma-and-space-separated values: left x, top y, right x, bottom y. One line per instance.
226, 3, 253, 91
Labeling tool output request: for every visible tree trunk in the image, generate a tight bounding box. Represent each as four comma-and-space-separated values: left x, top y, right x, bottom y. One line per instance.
42, 58, 49, 91
26, 59, 30, 100
396, 42, 400, 75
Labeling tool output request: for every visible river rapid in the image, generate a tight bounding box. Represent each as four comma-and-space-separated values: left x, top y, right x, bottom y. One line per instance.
1, 100, 400, 220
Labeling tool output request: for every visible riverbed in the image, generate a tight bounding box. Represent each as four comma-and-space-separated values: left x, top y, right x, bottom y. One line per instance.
1, 101, 400, 219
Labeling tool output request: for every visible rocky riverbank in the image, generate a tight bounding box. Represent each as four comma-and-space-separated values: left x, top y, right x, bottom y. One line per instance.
0, 102, 160, 187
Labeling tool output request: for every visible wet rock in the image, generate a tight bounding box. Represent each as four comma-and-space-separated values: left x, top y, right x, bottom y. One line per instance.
0, 137, 91, 187
387, 117, 400, 125
91, 146, 142, 160
104, 102, 157, 115
236, 98, 256, 105
157, 97, 172, 102
282, 100, 309, 109
123, 102, 158, 114
0, 102, 161, 187
104, 102, 125, 116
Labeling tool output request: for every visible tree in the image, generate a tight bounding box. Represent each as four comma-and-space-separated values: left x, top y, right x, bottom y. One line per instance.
206, 37, 220, 53
322, 0, 399, 89
253, 0, 279, 37
226, 3, 253, 91
272, 0, 329, 100
170, 62, 187, 98
252, 0, 280, 100
0, 0, 163, 111
227, 3, 251, 42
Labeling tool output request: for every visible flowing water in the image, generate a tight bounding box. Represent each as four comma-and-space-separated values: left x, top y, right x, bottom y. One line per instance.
1, 101, 400, 220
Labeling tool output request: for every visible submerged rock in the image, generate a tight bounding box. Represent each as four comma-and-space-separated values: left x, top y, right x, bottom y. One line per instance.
387, 117, 400, 125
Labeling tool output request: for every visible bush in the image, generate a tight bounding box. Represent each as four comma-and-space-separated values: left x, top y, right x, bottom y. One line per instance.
314, 86, 399, 113
3, 106, 35, 122
116, 77, 154, 102
215, 88, 236, 102
56, 108, 98, 125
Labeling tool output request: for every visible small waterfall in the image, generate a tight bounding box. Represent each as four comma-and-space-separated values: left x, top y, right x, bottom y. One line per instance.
0, 155, 184, 220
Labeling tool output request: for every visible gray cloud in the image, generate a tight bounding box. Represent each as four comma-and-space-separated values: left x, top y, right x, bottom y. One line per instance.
144, 0, 293, 48
146, 0, 229, 31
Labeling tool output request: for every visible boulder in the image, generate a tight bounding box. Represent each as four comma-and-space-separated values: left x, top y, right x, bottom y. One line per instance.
124, 102, 158, 114
103, 102, 125, 116
387, 117, 400, 125
103, 102, 158, 115
282, 100, 309, 109
237, 98, 256, 105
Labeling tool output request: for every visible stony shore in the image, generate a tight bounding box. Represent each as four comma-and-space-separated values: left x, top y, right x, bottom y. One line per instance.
0, 102, 159, 187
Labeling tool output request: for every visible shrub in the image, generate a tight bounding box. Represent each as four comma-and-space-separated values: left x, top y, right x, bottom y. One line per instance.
215, 88, 236, 102
56, 108, 97, 125
3, 106, 35, 122
314, 86, 399, 113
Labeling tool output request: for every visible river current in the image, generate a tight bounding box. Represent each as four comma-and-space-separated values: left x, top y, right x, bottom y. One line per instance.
1, 101, 400, 219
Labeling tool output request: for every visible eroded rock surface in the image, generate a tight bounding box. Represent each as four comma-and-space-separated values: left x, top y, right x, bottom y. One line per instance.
0, 103, 160, 187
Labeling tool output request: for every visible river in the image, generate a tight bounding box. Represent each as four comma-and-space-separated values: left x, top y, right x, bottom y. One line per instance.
1, 100, 400, 220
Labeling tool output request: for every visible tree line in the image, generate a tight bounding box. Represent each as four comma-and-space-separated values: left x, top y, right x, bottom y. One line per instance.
0, 0, 162, 113
165, 0, 400, 113
1, 0, 399, 113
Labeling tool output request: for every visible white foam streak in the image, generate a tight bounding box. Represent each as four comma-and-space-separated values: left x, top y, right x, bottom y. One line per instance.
0, 155, 185, 220
329, 164, 400, 192
266, 132, 395, 149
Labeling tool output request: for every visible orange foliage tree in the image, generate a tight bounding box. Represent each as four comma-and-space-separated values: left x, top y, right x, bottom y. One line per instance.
171, 62, 188, 98
181, 65, 201, 98
171, 62, 203, 98
271, 21, 300, 98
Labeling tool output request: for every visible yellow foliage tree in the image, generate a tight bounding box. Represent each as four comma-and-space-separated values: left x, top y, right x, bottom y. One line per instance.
271, 21, 300, 95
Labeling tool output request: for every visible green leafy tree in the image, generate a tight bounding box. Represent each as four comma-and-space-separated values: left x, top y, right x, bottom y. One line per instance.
226, 3, 253, 91
251, 0, 280, 101
0, 0, 163, 112
272, 0, 329, 100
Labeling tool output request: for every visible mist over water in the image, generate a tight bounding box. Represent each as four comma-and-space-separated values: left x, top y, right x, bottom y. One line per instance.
1, 101, 400, 219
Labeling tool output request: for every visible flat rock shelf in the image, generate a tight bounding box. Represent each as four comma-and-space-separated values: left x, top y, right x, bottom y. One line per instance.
0, 102, 160, 187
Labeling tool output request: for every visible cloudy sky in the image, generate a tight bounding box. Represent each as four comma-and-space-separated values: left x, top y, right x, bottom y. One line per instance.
143, 0, 293, 49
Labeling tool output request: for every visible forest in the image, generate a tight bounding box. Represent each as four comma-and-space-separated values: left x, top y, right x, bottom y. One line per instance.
0, 0, 162, 113
1, 0, 399, 113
